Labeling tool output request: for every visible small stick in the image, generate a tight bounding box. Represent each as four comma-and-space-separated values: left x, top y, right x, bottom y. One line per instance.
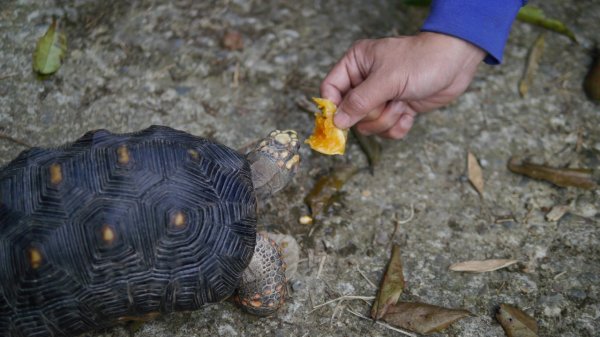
392, 203, 414, 239
554, 271, 567, 280
0, 73, 17, 81
316, 255, 327, 279
396, 203, 415, 224
346, 308, 417, 337
356, 267, 377, 289
232, 61, 240, 88
0, 133, 31, 148
309, 295, 375, 313
330, 301, 345, 325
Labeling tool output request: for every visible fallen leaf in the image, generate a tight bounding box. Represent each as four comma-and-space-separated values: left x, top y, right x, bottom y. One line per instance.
222, 30, 244, 51
304, 165, 358, 218
33, 18, 67, 75
467, 152, 484, 196
519, 34, 545, 97
449, 259, 518, 273
381, 301, 472, 335
584, 49, 600, 102
496, 303, 539, 337
517, 6, 577, 42
371, 244, 405, 320
507, 156, 598, 190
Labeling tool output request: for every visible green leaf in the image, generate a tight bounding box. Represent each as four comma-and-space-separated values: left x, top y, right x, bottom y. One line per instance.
33, 18, 67, 75
517, 6, 577, 42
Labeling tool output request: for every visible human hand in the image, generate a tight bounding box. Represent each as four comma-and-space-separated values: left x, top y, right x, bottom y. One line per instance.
320, 32, 486, 139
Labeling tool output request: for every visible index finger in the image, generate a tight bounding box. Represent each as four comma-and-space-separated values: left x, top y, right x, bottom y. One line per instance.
320, 46, 368, 105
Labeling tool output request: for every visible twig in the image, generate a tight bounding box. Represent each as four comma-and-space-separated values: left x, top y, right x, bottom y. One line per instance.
0, 73, 17, 81
316, 255, 327, 279
330, 300, 345, 326
396, 204, 415, 224
0, 133, 31, 148
309, 295, 375, 313
232, 61, 240, 88
346, 308, 417, 337
393, 203, 414, 238
356, 267, 377, 289
554, 271, 567, 280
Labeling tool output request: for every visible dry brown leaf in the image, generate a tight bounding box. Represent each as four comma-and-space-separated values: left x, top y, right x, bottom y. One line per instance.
496, 303, 539, 337
370, 244, 405, 320
467, 152, 484, 196
449, 259, 518, 273
507, 156, 598, 190
381, 301, 472, 335
519, 34, 545, 97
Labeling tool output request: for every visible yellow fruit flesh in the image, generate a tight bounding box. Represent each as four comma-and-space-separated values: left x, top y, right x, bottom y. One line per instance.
305, 98, 348, 155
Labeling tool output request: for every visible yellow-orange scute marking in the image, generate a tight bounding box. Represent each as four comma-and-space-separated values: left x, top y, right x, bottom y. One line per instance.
117, 144, 130, 165
101, 224, 116, 245
171, 211, 186, 228
28, 247, 43, 269
187, 149, 199, 160
49, 163, 62, 185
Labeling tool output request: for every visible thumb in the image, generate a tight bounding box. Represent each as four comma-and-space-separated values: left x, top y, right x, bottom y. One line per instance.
334, 75, 393, 129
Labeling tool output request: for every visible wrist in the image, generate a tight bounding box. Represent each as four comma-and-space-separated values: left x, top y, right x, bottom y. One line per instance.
417, 32, 486, 66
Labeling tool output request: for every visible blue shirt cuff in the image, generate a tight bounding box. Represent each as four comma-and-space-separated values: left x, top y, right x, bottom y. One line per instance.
421, 0, 524, 64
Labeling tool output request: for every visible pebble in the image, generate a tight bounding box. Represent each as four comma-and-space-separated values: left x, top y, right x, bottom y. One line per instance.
538, 294, 565, 317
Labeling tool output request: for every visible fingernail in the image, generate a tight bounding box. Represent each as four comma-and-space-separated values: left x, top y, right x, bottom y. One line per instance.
334, 111, 350, 129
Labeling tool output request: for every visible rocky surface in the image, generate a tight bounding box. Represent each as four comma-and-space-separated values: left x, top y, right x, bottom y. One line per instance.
1, 0, 598, 336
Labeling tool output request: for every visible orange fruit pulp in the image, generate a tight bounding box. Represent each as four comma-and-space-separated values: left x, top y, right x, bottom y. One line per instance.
305, 97, 348, 155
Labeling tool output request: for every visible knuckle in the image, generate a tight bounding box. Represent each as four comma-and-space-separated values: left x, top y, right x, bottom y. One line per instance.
345, 91, 370, 114
387, 124, 407, 140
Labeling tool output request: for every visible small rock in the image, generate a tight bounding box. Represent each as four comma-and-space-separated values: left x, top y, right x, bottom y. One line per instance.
538, 294, 565, 317
567, 288, 588, 302
291, 279, 304, 292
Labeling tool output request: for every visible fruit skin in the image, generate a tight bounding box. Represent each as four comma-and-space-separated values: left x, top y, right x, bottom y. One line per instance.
305, 97, 348, 155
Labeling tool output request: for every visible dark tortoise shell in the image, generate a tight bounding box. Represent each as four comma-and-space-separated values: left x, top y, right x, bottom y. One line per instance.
0, 125, 258, 336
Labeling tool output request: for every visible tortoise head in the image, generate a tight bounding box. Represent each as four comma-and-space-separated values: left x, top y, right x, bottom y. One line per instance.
244, 130, 300, 199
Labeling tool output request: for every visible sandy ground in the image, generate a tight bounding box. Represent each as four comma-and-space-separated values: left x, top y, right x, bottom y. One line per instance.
1, 0, 599, 336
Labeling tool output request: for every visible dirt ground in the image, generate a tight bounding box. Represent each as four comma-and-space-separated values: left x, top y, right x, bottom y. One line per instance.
1, 0, 599, 336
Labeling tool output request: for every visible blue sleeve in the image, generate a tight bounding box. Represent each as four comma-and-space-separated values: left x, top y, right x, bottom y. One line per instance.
421, 0, 526, 64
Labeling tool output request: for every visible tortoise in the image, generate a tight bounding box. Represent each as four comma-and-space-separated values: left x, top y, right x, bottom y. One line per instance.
0, 125, 301, 336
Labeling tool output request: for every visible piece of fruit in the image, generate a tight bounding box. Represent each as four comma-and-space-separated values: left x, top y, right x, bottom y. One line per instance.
305, 97, 348, 155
